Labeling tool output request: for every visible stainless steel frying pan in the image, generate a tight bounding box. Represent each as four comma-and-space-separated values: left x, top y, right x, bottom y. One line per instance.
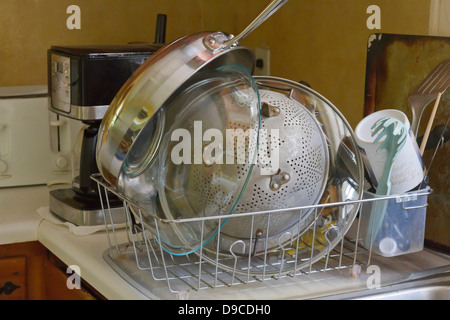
96, 0, 288, 187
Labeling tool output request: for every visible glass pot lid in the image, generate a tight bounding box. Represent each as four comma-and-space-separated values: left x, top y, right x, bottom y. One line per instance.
118, 65, 261, 255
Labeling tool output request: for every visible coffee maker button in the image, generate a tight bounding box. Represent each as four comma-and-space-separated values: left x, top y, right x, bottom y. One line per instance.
0, 160, 8, 173
55, 156, 68, 169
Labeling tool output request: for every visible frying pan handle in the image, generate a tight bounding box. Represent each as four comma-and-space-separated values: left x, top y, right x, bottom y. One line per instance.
204, 0, 288, 52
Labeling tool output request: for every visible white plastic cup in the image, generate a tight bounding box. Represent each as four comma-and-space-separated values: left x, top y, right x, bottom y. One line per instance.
379, 238, 398, 257
355, 109, 424, 194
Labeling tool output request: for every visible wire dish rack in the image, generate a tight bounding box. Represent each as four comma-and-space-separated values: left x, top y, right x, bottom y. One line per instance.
91, 173, 444, 299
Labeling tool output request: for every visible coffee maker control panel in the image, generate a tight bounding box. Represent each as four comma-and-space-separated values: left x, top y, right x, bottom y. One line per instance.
48, 45, 161, 122
50, 54, 71, 113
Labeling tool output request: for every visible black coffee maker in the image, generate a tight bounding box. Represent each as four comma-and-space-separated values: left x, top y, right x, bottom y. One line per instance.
47, 15, 166, 225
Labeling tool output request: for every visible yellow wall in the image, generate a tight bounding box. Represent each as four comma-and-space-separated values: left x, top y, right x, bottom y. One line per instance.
0, 0, 430, 127
217, 0, 431, 127
0, 0, 204, 87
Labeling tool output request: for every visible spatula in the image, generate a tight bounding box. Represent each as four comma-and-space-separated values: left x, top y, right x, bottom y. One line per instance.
365, 117, 407, 248
409, 58, 450, 137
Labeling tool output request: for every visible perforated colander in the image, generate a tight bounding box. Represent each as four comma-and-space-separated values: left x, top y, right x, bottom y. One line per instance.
216, 89, 329, 252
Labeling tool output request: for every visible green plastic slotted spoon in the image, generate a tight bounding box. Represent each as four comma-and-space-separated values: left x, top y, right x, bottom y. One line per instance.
365, 117, 407, 248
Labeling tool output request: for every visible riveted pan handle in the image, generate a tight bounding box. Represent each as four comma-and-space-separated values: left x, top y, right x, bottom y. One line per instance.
204, 0, 288, 52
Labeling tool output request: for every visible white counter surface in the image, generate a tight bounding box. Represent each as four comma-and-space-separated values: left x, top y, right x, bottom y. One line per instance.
0, 185, 145, 300
0, 185, 47, 244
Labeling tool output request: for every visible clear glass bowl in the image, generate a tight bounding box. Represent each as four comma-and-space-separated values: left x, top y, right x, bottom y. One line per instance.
118, 65, 261, 255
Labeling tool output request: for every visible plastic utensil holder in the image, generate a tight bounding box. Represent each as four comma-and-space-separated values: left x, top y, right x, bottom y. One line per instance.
360, 187, 431, 257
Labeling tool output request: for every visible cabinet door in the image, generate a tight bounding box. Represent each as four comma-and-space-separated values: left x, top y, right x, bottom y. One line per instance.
0, 256, 27, 300
44, 258, 96, 300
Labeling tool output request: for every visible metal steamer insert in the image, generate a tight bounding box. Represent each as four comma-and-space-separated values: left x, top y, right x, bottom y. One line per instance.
214, 89, 330, 256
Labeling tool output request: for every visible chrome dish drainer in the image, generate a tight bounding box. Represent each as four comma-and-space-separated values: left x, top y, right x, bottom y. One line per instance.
92, 173, 442, 299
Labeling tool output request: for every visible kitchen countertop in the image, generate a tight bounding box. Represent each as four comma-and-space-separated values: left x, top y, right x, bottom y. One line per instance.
0, 185, 47, 244
0, 185, 146, 300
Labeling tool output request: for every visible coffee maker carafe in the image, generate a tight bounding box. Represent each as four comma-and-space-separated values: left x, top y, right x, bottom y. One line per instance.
72, 122, 100, 196
47, 41, 163, 225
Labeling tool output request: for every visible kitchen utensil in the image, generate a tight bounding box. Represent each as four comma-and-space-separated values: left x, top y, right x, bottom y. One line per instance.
372, 118, 407, 195
419, 117, 450, 190
96, 0, 288, 187
417, 123, 450, 151
419, 92, 442, 155
409, 58, 450, 137
365, 117, 407, 247
355, 109, 423, 195
120, 65, 261, 255
214, 88, 330, 254
336, 137, 360, 180
200, 77, 364, 276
